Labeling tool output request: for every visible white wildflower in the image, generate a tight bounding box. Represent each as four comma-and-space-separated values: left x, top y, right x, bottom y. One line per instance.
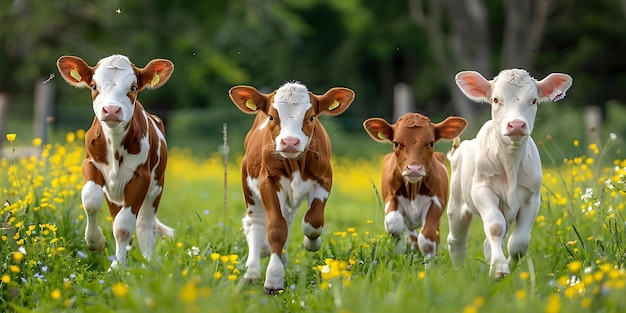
609, 133, 617, 141
187, 246, 200, 257
581, 188, 594, 201
605, 179, 615, 190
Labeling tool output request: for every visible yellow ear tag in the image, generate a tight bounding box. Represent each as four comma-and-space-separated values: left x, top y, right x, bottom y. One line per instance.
150, 73, 160, 86
70, 68, 81, 82
377, 132, 387, 141
245, 99, 257, 111
328, 100, 340, 110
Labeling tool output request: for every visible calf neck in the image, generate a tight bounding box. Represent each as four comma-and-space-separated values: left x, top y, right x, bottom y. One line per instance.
363, 113, 466, 263
229, 82, 355, 294
447, 69, 572, 279
57, 55, 174, 269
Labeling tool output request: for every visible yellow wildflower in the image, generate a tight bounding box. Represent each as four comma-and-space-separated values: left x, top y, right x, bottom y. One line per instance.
13, 252, 24, 262
6, 133, 16, 142
51, 289, 61, 300
568, 261, 582, 273
179, 281, 199, 303
112, 283, 128, 297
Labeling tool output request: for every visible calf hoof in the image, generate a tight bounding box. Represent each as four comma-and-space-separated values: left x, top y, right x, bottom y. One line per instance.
490, 263, 510, 280
85, 227, 105, 251
264, 287, 284, 296
243, 271, 261, 284
303, 236, 321, 251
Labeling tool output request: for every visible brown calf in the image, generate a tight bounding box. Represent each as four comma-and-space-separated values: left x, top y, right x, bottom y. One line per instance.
363, 113, 466, 263
229, 82, 355, 294
57, 54, 174, 269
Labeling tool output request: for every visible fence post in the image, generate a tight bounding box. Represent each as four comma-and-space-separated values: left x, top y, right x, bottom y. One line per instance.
0, 93, 8, 153
583, 105, 602, 145
33, 79, 55, 145
393, 82, 415, 121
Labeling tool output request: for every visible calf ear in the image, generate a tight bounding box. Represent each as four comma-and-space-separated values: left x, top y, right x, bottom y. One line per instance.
314, 87, 355, 116
434, 116, 467, 141
363, 118, 394, 143
56, 56, 93, 88
229, 86, 269, 114
537, 73, 572, 102
455, 71, 491, 102
139, 59, 174, 90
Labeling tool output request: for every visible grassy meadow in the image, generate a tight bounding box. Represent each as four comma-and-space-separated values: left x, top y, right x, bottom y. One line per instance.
1, 129, 625, 313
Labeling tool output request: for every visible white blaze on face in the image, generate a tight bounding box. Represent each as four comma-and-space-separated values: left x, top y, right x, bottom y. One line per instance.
491, 69, 539, 141
92, 55, 137, 129
272, 82, 312, 158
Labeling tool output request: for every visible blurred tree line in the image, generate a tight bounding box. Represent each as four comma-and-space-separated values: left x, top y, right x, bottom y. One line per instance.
0, 0, 625, 141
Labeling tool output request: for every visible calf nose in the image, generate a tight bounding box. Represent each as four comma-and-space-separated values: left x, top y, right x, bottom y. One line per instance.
405, 164, 426, 177
102, 105, 122, 121
280, 136, 300, 150
506, 119, 526, 135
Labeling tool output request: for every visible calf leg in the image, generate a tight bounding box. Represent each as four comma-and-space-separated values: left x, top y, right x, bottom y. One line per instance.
507, 195, 540, 269
136, 205, 158, 262
81, 161, 107, 251
384, 197, 404, 237
110, 207, 136, 269
264, 210, 288, 295
136, 184, 165, 262
242, 203, 268, 283
303, 188, 329, 252
481, 211, 508, 279
419, 201, 443, 266
447, 203, 473, 267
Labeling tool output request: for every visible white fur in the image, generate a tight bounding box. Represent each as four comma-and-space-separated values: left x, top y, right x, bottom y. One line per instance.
386, 194, 441, 256
272, 83, 312, 158
110, 208, 136, 269
265, 253, 285, 292
448, 69, 571, 279
81, 180, 105, 251
92, 55, 137, 131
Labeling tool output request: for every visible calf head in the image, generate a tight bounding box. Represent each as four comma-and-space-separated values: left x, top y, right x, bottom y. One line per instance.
456, 69, 572, 142
364, 113, 467, 183
57, 55, 174, 130
229, 82, 355, 159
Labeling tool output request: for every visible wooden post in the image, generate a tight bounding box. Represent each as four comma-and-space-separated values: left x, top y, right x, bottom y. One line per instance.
33, 79, 55, 145
393, 82, 415, 121
222, 123, 229, 237
0, 93, 8, 153
583, 105, 602, 145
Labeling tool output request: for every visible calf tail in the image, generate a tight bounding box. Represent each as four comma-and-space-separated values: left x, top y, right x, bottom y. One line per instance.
447, 137, 461, 160
156, 218, 174, 238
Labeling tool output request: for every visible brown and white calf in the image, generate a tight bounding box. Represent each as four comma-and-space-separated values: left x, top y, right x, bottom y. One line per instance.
229, 82, 354, 294
363, 113, 467, 262
447, 69, 572, 279
57, 54, 175, 269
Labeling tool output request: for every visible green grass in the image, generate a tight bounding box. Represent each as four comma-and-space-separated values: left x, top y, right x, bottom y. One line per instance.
1, 131, 625, 312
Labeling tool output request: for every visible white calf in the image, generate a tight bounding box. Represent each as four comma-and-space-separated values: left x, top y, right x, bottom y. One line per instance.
447, 69, 572, 279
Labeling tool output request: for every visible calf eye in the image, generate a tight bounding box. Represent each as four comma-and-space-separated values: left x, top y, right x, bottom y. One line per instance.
531, 98, 537, 105
130, 86, 138, 92
269, 115, 274, 121
393, 142, 400, 148
428, 142, 434, 148
309, 115, 315, 122
91, 84, 97, 91
493, 98, 499, 105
